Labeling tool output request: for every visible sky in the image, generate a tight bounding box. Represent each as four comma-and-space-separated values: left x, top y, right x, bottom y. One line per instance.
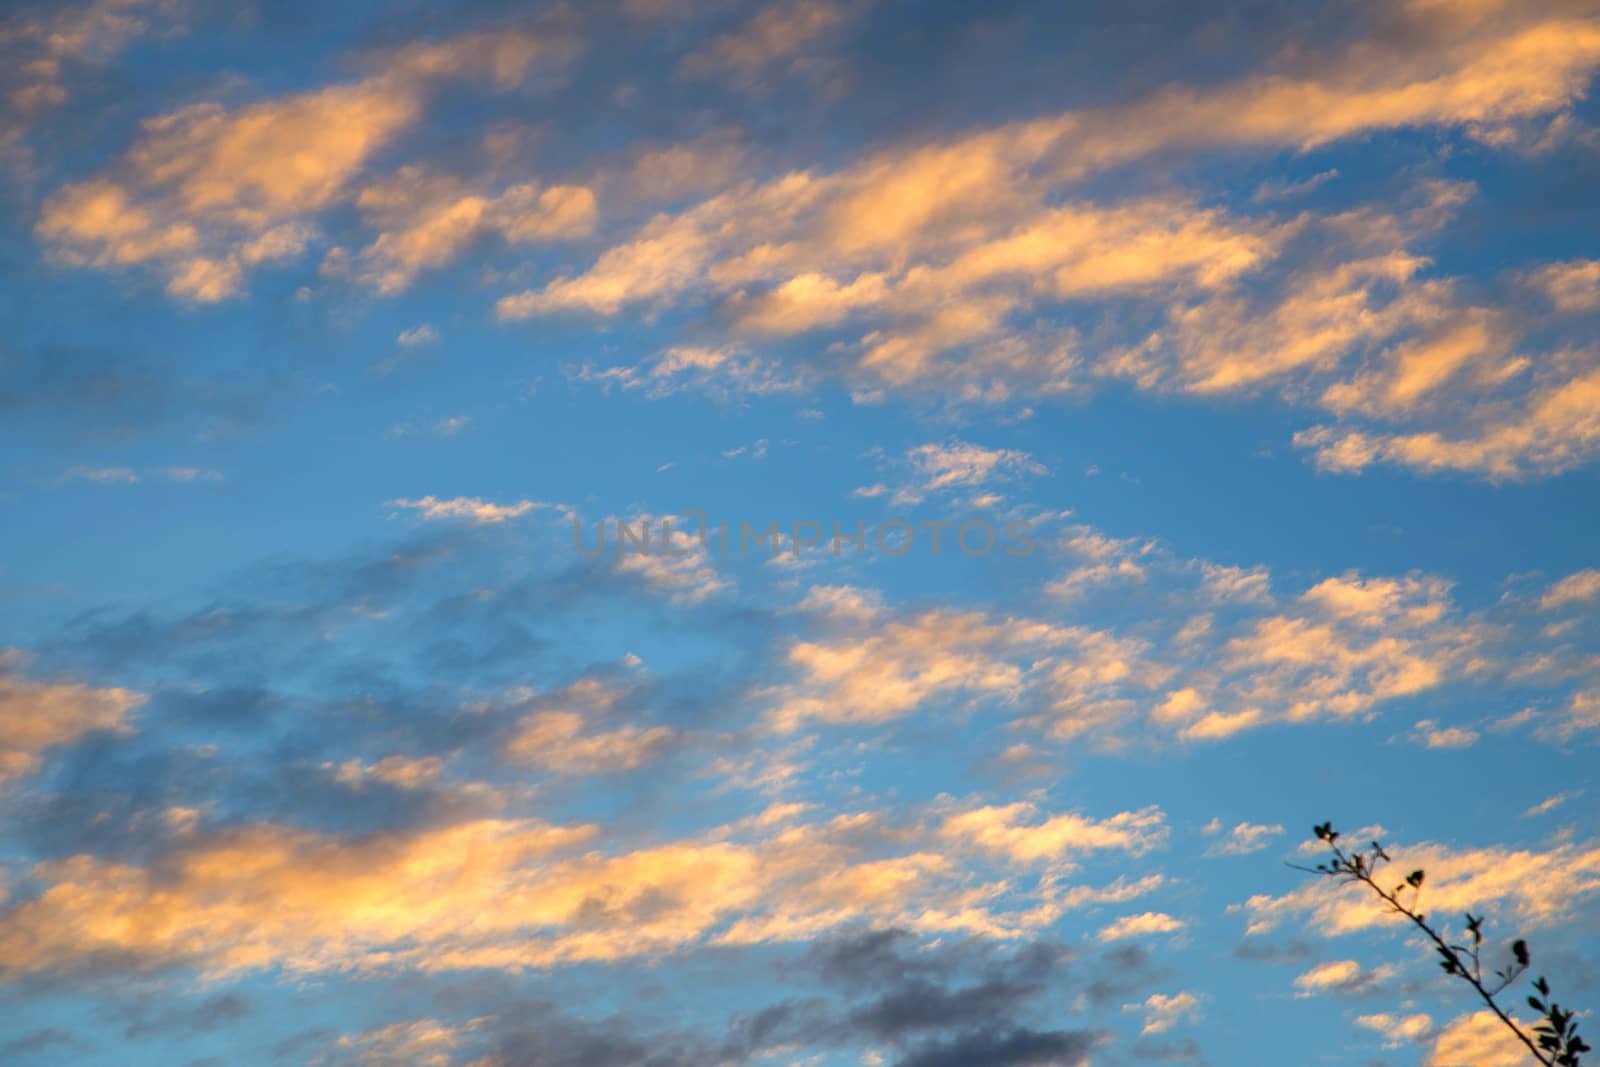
1, 0, 1599, 1065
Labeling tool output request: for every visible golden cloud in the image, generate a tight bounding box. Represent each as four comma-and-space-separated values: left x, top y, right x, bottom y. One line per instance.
0, 651, 143, 782
37, 26, 575, 300
0, 799, 1170, 978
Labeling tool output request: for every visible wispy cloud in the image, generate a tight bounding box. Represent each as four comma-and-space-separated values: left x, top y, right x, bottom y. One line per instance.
387, 495, 545, 524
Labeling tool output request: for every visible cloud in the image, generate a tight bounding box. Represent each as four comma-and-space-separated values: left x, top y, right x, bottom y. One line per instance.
0, 799, 1170, 978
489, 0, 1600, 450
0, 651, 143, 781
722, 437, 769, 459
1356, 1012, 1434, 1047
328, 165, 595, 294
154, 465, 222, 482
622, 131, 748, 203
1293, 959, 1394, 996
1108, 244, 1442, 395
62, 464, 221, 484
1540, 568, 1600, 610
1098, 183, 1570, 469
606, 512, 734, 604
397, 324, 440, 348
760, 605, 1064, 732
1243, 836, 1600, 937
1036, 0, 1600, 170
1097, 913, 1184, 943
940, 804, 1168, 866
1295, 361, 1600, 480
387, 415, 473, 439
501, 678, 674, 773
1552, 686, 1600, 739
62, 464, 138, 483
501, 170, 1274, 401
387, 496, 544, 525
1530, 259, 1600, 312
1407, 718, 1480, 748
330, 755, 447, 791
678, 0, 856, 87
506, 711, 673, 773
1203, 822, 1284, 857
796, 584, 883, 621
1046, 528, 1159, 602
1132, 570, 1488, 746
849, 440, 1048, 508
881, 441, 1045, 505
331, 1017, 490, 1067
36, 25, 577, 300
1, 0, 173, 167
1318, 308, 1515, 421
761, 536, 1503, 748
764, 566, 1190, 742
892, 1027, 1096, 1067
1522, 790, 1581, 817
115, 991, 253, 1040
0, 1027, 75, 1059
1124, 992, 1200, 1035
1205, 574, 1479, 725
564, 345, 803, 400
1426, 1011, 1532, 1067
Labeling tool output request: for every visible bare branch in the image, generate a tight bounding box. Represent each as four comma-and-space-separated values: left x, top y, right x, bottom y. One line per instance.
1299, 822, 1589, 1067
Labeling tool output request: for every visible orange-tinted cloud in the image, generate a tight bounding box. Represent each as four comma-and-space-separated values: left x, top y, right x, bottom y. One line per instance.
37, 26, 577, 300
0, 798, 1169, 978
0, 651, 143, 781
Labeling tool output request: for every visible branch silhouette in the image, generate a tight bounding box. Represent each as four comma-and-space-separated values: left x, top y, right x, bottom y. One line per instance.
1291, 822, 1588, 1066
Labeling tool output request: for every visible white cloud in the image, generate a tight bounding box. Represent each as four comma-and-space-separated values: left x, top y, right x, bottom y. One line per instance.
1294, 959, 1394, 996
1427, 1011, 1532, 1067
1244, 836, 1600, 937
397, 324, 439, 347
387, 496, 542, 525
1098, 911, 1185, 942
1356, 1012, 1434, 1048
1125, 991, 1201, 1035
1541, 568, 1600, 610
1204, 822, 1285, 858
1408, 718, 1480, 749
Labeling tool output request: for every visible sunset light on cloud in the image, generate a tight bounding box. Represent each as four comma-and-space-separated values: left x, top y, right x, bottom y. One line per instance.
1, 1, 1598, 1065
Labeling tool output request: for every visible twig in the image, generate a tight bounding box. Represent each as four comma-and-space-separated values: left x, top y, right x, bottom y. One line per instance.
1292, 823, 1589, 1067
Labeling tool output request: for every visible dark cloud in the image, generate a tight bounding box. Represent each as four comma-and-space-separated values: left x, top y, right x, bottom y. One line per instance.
893, 1026, 1099, 1067
488, 1003, 712, 1067
774, 929, 1105, 1065
717, 996, 838, 1057
805, 926, 941, 989
2, 515, 793, 863
1132, 1035, 1205, 1062
802, 926, 1069, 990
850, 977, 1048, 1040
0, 341, 169, 431
302, 931, 1111, 1067
1233, 937, 1313, 963
1083, 944, 1164, 1006
271, 1026, 339, 1063
0, 332, 284, 446
0, 1027, 77, 1059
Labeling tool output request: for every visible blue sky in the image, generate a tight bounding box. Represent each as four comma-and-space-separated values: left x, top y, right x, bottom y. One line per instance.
1, 1, 1599, 1065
